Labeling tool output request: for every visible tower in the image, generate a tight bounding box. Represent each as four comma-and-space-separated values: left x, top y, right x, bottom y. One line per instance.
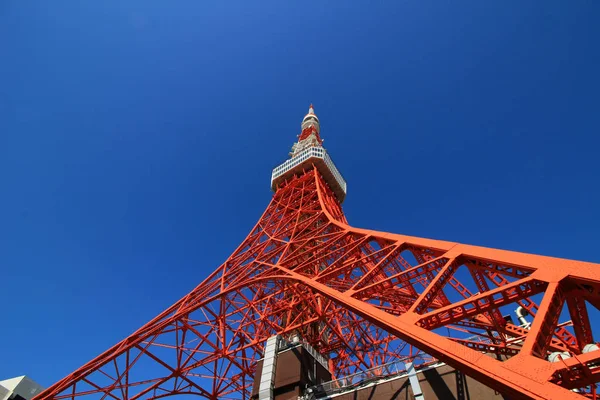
34, 106, 600, 400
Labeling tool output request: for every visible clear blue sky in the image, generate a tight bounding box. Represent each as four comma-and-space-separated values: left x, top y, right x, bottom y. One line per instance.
1, 0, 599, 387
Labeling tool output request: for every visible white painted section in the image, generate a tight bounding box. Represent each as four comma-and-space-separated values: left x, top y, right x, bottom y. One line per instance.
583, 343, 600, 353
323, 152, 346, 194
0, 376, 44, 400
548, 351, 572, 363
405, 362, 424, 400
0, 385, 11, 400
0, 377, 25, 392
272, 146, 326, 181
515, 306, 530, 327
258, 335, 280, 400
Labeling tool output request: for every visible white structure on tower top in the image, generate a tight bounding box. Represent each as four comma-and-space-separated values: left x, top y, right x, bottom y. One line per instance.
271, 105, 346, 203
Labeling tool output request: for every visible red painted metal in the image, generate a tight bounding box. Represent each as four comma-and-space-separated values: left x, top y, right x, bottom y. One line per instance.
34, 108, 600, 399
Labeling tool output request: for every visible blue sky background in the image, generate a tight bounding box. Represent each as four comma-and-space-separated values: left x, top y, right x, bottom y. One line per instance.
1, 0, 599, 387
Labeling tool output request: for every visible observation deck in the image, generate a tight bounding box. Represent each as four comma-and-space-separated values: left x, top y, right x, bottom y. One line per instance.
271, 145, 347, 203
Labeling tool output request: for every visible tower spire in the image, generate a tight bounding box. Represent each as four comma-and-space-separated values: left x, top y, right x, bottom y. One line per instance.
272, 105, 346, 202
301, 103, 320, 134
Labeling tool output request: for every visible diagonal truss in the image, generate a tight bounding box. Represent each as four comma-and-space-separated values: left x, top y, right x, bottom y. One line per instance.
34, 154, 600, 399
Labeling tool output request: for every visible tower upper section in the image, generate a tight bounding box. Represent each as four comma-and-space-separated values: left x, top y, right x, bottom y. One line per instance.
290, 104, 323, 157
301, 104, 320, 134
271, 105, 347, 203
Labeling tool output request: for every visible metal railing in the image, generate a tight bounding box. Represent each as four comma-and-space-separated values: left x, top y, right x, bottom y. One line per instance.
303, 355, 436, 399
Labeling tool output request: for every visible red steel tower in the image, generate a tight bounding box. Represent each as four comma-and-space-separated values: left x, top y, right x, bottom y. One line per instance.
35, 106, 600, 400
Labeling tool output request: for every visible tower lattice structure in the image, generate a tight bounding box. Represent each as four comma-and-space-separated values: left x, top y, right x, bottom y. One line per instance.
35, 106, 600, 400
